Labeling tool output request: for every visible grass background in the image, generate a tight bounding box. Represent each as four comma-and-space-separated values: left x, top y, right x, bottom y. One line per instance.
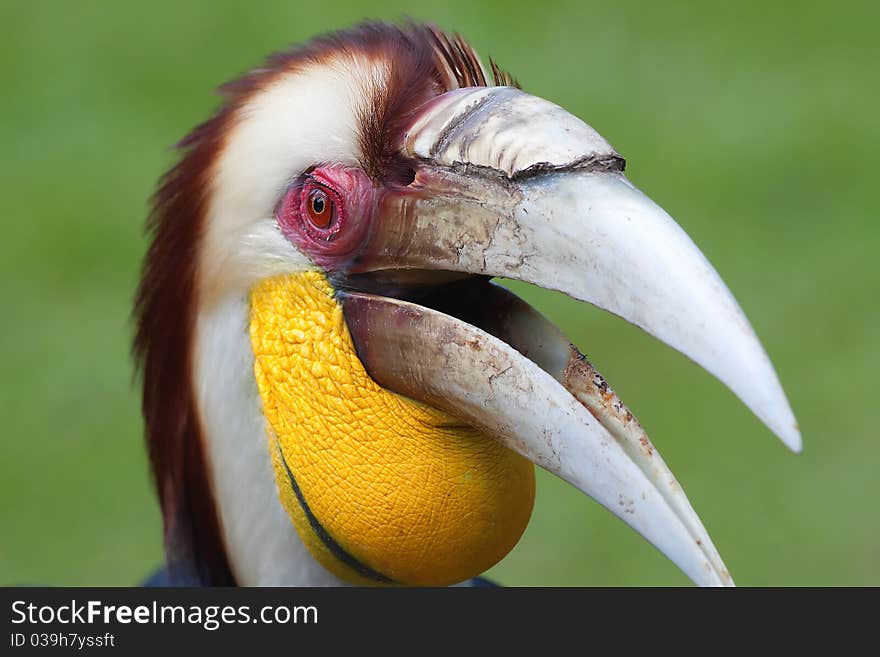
1, 0, 877, 586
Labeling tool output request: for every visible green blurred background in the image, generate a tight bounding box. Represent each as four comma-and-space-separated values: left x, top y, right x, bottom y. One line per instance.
1, 0, 877, 586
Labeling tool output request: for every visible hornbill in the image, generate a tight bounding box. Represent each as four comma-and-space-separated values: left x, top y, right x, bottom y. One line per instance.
135, 22, 800, 587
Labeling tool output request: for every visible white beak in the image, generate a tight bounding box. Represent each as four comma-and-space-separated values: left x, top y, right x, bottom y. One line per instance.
341, 85, 801, 585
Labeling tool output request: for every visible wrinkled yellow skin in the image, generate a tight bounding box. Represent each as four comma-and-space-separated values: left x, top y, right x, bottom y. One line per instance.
249, 272, 535, 585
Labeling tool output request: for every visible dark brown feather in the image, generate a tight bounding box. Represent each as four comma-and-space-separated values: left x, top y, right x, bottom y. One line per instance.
134, 112, 235, 586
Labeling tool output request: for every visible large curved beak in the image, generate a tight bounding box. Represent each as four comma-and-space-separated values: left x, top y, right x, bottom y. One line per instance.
339, 86, 800, 586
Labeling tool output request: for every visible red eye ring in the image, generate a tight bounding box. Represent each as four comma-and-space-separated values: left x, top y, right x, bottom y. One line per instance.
276, 165, 373, 264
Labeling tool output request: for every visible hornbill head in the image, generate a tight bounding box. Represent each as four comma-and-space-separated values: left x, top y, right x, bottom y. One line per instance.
135, 22, 800, 587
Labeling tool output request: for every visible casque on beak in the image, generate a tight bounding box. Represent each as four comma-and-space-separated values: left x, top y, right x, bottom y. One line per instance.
338, 86, 800, 586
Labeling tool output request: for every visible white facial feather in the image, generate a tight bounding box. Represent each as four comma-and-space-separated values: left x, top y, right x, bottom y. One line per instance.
198, 54, 383, 305
194, 295, 345, 586
193, 57, 385, 585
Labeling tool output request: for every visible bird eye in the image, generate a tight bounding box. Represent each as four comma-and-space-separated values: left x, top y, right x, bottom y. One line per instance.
307, 188, 333, 228
276, 167, 366, 253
